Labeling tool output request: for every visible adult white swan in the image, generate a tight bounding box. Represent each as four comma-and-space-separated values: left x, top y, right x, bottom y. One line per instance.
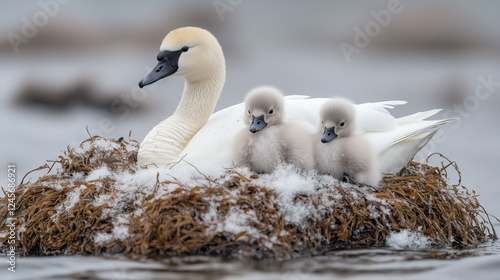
138, 26, 449, 174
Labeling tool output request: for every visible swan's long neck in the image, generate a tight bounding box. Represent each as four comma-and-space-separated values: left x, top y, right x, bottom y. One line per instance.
138, 69, 225, 167
176, 75, 223, 125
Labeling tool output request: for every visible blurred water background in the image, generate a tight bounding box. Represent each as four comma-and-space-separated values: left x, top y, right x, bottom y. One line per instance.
1, 0, 499, 279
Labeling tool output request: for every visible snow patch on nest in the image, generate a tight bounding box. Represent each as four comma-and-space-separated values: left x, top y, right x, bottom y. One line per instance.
387, 229, 431, 249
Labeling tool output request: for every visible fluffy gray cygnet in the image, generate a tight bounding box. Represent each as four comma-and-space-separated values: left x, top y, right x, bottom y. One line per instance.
315, 98, 381, 186
234, 86, 314, 173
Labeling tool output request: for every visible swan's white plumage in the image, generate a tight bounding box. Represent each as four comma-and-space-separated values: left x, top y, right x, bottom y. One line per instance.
138, 27, 451, 174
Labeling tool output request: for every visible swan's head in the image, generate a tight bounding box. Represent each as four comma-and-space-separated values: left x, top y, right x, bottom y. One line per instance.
243, 86, 284, 133
319, 98, 355, 143
139, 26, 225, 87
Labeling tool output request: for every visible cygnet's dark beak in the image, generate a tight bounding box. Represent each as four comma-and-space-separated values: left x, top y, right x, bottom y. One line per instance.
249, 115, 267, 133
139, 49, 183, 88
321, 127, 337, 143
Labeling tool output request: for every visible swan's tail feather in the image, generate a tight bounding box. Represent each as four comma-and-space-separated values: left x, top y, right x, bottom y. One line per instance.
396, 109, 442, 124
284, 95, 310, 100
393, 119, 453, 144
375, 100, 407, 109
379, 130, 438, 174
370, 100, 407, 109
378, 117, 454, 174
360, 100, 407, 116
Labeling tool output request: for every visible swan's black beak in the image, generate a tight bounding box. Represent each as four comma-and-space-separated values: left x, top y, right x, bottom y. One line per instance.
321, 127, 337, 143
249, 115, 267, 133
139, 49, 183, 88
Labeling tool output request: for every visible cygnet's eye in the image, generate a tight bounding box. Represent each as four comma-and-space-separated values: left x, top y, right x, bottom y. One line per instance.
181, 46, 189, 52
269, 109, 274, 114
340, 122, 345, 127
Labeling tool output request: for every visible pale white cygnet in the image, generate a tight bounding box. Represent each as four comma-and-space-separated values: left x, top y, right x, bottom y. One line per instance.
315, 98, 381, 186
233, 86, 314, 173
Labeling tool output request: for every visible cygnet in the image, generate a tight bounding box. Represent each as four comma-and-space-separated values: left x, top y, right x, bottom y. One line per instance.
315, 98, 381, 186
234, 86, 314, 173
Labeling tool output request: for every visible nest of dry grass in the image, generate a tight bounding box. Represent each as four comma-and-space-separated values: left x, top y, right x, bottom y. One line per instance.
0, 136, 497, 259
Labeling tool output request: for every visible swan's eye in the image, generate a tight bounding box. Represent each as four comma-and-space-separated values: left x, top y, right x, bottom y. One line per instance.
181, 46, 189, 52
340, 122, 345, 127
269, 109, 274, 114
248, 110, 251, 114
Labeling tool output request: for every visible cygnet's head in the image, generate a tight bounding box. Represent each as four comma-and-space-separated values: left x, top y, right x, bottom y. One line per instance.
139, 26, 225, 87
244, 86, 284, 133
319, 98, 356, 143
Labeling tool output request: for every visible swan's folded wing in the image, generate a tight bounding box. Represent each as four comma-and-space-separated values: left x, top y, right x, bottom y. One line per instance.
355, 101, 407, 134
179, 102, 246, 166
284, 98, 327, 126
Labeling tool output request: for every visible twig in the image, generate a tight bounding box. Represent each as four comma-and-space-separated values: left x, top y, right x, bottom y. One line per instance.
20, 164, 50, 186
182, 160, 216, 187
478, 204, 498, 239
85, 126, 92, 138
426, 152, 462, 187
44, 160, 59, 175
149, 172, 161, 200
169, 154, 187, 169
